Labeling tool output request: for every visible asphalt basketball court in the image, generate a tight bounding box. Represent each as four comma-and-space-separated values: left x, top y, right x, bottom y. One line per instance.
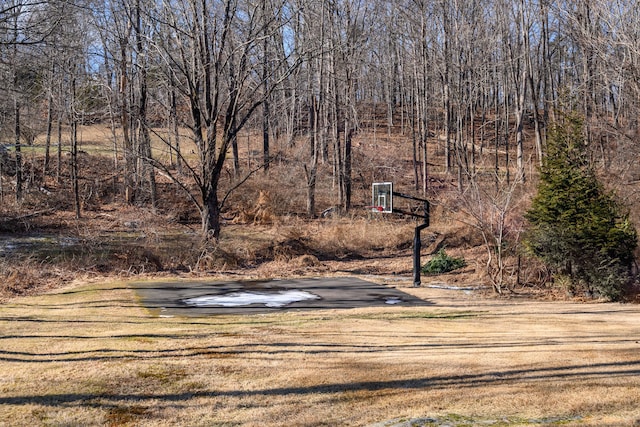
131, 277, 431, 316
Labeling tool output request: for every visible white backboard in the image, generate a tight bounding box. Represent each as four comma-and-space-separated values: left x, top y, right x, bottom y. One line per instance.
372, 182, 393, 213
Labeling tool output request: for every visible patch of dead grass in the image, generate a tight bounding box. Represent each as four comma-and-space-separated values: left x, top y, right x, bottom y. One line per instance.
105, 405, 151, 427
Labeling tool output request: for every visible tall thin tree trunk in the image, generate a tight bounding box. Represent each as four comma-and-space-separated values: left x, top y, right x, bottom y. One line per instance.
135, 0, 157, 211
342, 126, 353, 211
494, 63, 500, 190
120, 40, 134, 204
411, 95, 420, 191
43, 72, 54, 174
14, 98, 22, 202
307, 95, 319, 217
263, 99, 270, 171
420, 14, 429, 194
442, 4, 452, 173
262, 0, 270, 171
515, 0, 528, 181
504, 76, 511, 185
412, 59, 420, 189
333, 78, 343, 206
306, 1, 325, 218
56, 112, 62, 184
71, 75, 81, 219
0, 151, 3, 205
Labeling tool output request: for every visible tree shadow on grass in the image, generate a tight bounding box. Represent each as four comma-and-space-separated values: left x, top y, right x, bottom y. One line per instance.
2, 360, 640, 407
1, 334, 639, 363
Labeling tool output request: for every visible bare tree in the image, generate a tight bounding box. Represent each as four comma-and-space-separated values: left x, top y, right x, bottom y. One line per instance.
457, 171, 525, 293
0, 0, 70, 201
152, 0, 303, 239
330, 0, 372, 211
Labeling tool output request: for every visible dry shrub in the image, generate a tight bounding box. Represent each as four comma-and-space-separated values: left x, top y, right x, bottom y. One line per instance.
234, 217, 416, 266
249, 167, 311, 217
292, 254, 321, 267
0, 257, 66, 300
516, 255, 552, 289
439, 222, 485, 249
1, 267, 41, 297
109, 246, 164, 273
231, 190, 276, 224
423, 200, 485, 250
272, 235, 315, 261
624, 281, 640, 303
194, 244, 241, 271
243, 226, 315, 262
313, 217, 415, 257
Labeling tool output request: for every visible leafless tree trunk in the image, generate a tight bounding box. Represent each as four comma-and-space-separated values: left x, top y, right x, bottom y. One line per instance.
441, 1, 452, 174
261, 0, 271, 172
43, 62, 54, 174
9, 5, 23, 202
133, 0, 157, 211
13, 96, 23, 202
70, 71, 80, 219
514, 0, 528, 182
168, 82, 182, 173
55, 108, 63, 184
119, 35, 135, 204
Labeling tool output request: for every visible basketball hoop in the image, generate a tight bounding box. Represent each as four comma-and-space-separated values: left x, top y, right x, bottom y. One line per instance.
370, 181, 431, 287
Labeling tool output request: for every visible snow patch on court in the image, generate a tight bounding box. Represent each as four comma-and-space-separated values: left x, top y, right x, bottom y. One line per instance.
183, 290, 321, 308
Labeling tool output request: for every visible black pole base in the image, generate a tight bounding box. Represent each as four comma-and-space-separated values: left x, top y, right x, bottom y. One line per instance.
413, 223, 429, 287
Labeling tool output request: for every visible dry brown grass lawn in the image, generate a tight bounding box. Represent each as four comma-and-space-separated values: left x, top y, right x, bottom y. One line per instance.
2, 278, 640, 426
2, 124, 639, 425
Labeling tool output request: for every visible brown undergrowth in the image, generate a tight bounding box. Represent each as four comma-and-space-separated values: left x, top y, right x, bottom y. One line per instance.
0, 195, 487, 301
0, 135, 490, 300
3, 124, 631, 301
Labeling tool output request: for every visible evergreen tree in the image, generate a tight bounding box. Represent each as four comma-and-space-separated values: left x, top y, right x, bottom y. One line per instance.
525, 112, 637, 300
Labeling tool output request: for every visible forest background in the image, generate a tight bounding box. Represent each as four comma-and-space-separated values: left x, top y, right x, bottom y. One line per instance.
1, 0, 640, 300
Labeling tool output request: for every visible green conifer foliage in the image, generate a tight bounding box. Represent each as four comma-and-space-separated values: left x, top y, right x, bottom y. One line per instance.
525, 112, 637, 300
